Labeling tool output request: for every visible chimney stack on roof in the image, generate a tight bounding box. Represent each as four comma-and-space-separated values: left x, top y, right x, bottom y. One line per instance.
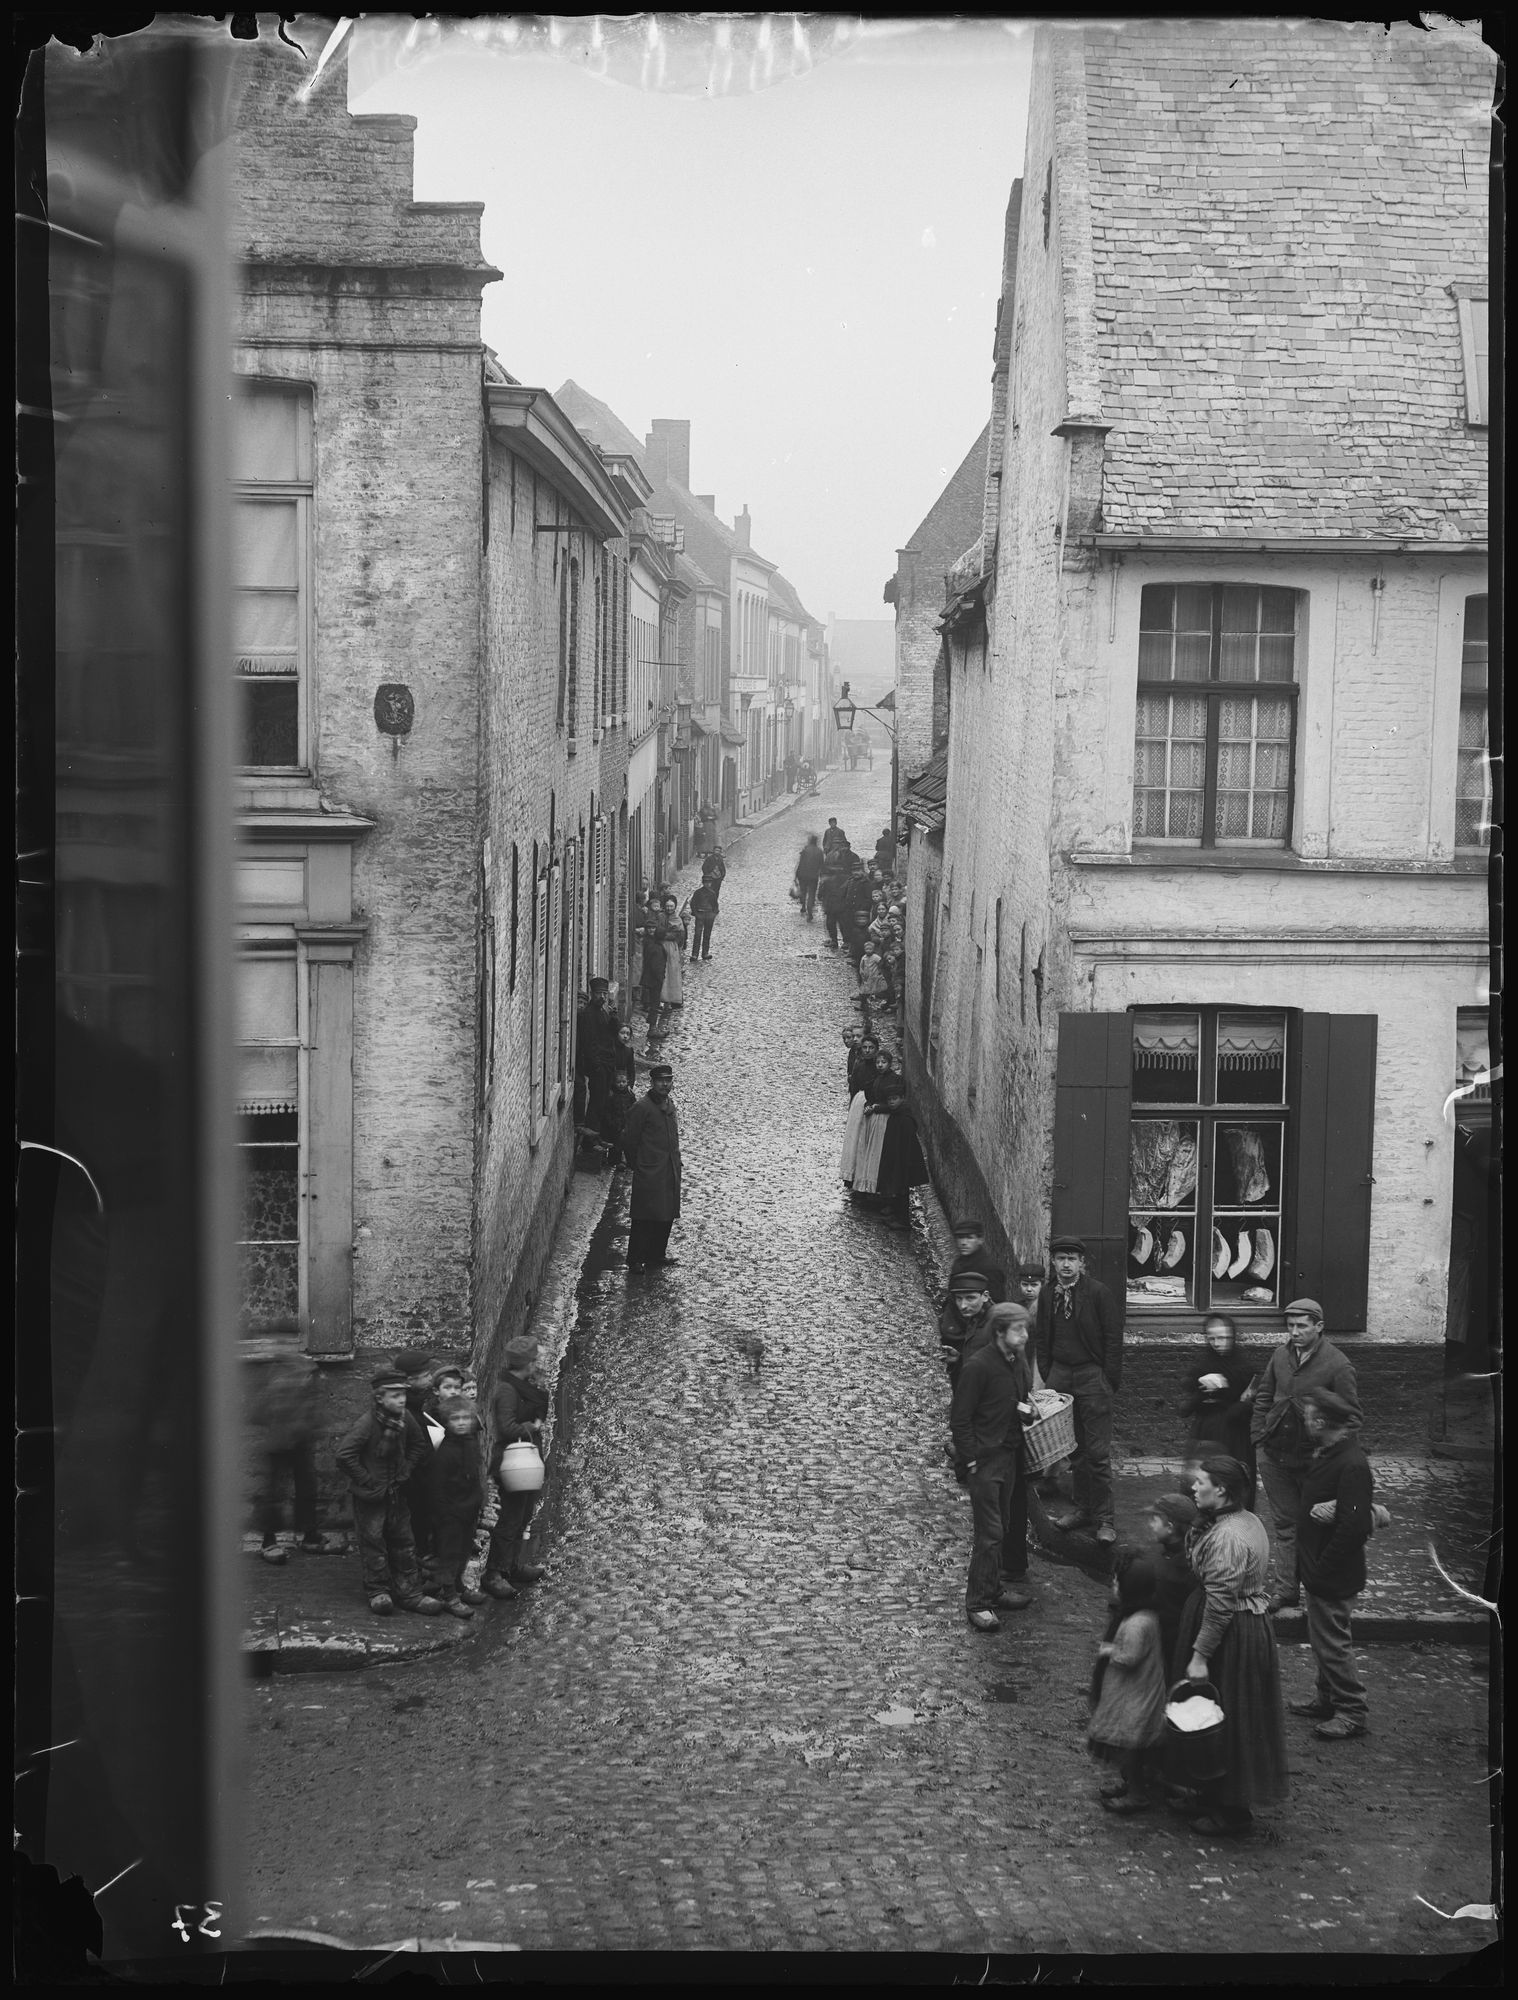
734, 505, 752, 548
646, 418, 691, 489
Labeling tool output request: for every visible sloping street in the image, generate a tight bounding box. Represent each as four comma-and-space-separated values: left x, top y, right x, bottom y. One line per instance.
245, 766, 1493, 1957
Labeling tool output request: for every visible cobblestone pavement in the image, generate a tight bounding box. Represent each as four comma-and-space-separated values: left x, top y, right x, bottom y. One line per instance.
246, 768, 1498, 1959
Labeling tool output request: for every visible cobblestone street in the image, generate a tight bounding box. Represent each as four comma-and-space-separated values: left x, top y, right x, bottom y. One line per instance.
246, 766, 1496, 1960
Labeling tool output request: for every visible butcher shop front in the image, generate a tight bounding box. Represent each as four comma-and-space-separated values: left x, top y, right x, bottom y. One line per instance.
1050, 1006, 1377, 1335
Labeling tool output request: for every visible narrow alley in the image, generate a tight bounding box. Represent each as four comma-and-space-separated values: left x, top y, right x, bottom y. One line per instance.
245, 766, 1491, 1957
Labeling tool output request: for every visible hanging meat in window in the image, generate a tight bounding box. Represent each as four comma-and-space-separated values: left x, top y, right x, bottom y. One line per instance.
1227, 1229, 1253, 1279
1222, 1125, 1271, 1203
1250, 1227, 1275, 1280
1212, 1227, 1230, 1278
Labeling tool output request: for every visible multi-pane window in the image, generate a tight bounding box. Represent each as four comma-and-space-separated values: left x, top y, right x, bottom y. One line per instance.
236, 952, 301, 1323
1456, 595, 1490, 850
233, 382, 312, 770
1134, 584, 1298, 847
1128, 1009, 1288, 1312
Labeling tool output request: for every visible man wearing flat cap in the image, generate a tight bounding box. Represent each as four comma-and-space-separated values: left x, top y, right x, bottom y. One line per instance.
621, 1064, 682, 1272
1033, 1235, 1125, 1543
940, 1269, 996, 1389
1250, 1299, 1362, 1611
937, 1220, 1008, 1351
1292, 1388, 1375, 1739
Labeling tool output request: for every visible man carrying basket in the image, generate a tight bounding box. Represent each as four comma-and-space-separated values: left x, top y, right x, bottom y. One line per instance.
1033, 1235, 1125, 1544
950, 1307, 1037, 1631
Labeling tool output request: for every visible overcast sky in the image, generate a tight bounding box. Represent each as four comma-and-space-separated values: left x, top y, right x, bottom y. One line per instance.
346, 16, 1032, 623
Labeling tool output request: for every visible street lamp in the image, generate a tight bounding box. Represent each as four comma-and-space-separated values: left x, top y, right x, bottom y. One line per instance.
832, 681, 857, 731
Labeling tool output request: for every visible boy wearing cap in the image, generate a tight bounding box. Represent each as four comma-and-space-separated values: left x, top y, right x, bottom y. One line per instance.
1292, 1390, 1374, 1738
621, 1066, 682, 1272
938, 1221, 1008, 1344
951, 1312, 1037, 1629
1033, 1236, 1125, 1543
482, 1337, 550, 1600
334, 1368, 444, 1617
1250, 1300, 1362, 1611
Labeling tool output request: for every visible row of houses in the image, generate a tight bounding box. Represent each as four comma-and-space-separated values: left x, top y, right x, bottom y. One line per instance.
888, 20, 1496, 1359
230, 34, 835, 1408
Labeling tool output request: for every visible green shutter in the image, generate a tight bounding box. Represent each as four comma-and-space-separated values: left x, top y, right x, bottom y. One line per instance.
1287, 1014, 1377, 1332
1051, 1013, 1132, 1300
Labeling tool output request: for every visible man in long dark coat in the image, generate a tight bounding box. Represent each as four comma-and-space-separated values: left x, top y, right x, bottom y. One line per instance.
621, 1064, 682, 1271
1033, 1234, 1124, 1544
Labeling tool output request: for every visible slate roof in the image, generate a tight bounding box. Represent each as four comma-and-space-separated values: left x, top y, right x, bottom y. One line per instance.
1073, 20, 1491, 540
893, 425, 990, 591
901, 747, 949, 832
554, 379, 646, 461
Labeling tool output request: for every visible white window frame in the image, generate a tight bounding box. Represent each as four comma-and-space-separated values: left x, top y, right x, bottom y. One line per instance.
234, 381, 314, 774
1451, 289, 1489, 427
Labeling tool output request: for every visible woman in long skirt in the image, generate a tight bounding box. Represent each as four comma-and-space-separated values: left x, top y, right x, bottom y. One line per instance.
840, 1090, 869, 1185
1167, 1453, 1290, 1836
658, 899, 687, 1009
872, 1082, 928, 1228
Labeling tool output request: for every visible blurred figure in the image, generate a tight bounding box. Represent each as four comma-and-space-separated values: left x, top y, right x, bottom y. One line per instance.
248, 1319, 322, 1563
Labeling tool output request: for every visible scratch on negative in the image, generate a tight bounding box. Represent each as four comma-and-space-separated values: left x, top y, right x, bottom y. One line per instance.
1428, 1540, 1501, 1625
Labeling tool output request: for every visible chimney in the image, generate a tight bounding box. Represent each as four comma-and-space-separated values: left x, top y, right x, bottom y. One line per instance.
734, 505, 751, 548
695, 494, 717, 513
645, 418, 690, 488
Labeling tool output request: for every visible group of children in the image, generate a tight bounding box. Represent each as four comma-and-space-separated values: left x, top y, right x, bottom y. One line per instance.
252, 1338, 552, 1621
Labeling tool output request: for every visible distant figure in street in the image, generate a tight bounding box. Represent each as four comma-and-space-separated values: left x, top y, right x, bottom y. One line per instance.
846, 1031, 879, 1102
784, 751, 798, 792
1291, 1389, 1375, 1740
857, 942, 890, 1014
695, 800, 720, 855
482, 1336, 550, 1601
577, 978, 618, 1137
248, 1319, 322, 1563
658, 896, 688, 1010
797, 756, 816, 793
688, 877, 720, 962
1087, 1552, 1167, 1813
951, 1309, 1036, 1632
873, 825, 897, 873
818, 851, 850, 949
335, 1367, 443, 1618
1181, 1314, 1257, 1504
421, 1397, 487, 1618
1033, 1236, 1124, 1544
1249, 1298, 1361, 1612
621, 1064, 682, 1272
701, 848, 726, 909
794, 834, 825, 918
602, 1024, 640, 1165
1166, 1454, 1290, 1836
638, 902, 665, 1023
822, 817, 846, 856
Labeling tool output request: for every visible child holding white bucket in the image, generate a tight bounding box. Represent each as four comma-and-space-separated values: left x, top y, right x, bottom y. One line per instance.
482, 1336, 551, 1602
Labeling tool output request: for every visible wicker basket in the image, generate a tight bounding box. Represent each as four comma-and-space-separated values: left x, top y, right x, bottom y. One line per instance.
1021, 1390, 1076, 1473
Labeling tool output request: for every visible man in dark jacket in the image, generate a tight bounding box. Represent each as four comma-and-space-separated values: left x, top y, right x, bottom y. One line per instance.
335, 1367, 442, 1617
621, 1065, 682, 1271
794, 835, 825, 918
688, 879, 720, 962
1033, 1235, 1124, 1543
1291, 1388, 1374, 1739
1250, 1298, 1362, 1611
822, 817, 846, 856
818, 852, 850, 948
938, 1220, 1008, 1346
873, 826, 897, 874
951, 1314, 1036, 1630
940, 1269, 996, 1389
481, 1337, 551, 1599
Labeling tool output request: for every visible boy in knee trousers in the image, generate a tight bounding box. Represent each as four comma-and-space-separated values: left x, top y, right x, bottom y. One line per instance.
335, 1367, 444, 1617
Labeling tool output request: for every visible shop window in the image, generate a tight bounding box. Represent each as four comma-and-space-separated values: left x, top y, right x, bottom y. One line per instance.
1053, 1010, 1377, 1329
1133, 584, 1299, 847
233, 381, 311, 771
1127, 1010, 1286, 1312
236, 951, 301, 1324
1456, 595, 1490, 850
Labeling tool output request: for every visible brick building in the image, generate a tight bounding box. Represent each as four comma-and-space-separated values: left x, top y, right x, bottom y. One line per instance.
230, 39, 638, 1472
901, 19, 1494, 1350
231, 37, 498, 1372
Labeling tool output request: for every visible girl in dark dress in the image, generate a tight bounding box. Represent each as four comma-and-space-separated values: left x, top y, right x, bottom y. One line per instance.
871, 1080, 928, 1230
1167, 1454, 1290, 1836
1180, 1314, 1258, 1505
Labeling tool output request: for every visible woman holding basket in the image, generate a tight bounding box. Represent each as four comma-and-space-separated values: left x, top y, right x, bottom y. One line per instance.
1166, 1454, 1290, 1836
